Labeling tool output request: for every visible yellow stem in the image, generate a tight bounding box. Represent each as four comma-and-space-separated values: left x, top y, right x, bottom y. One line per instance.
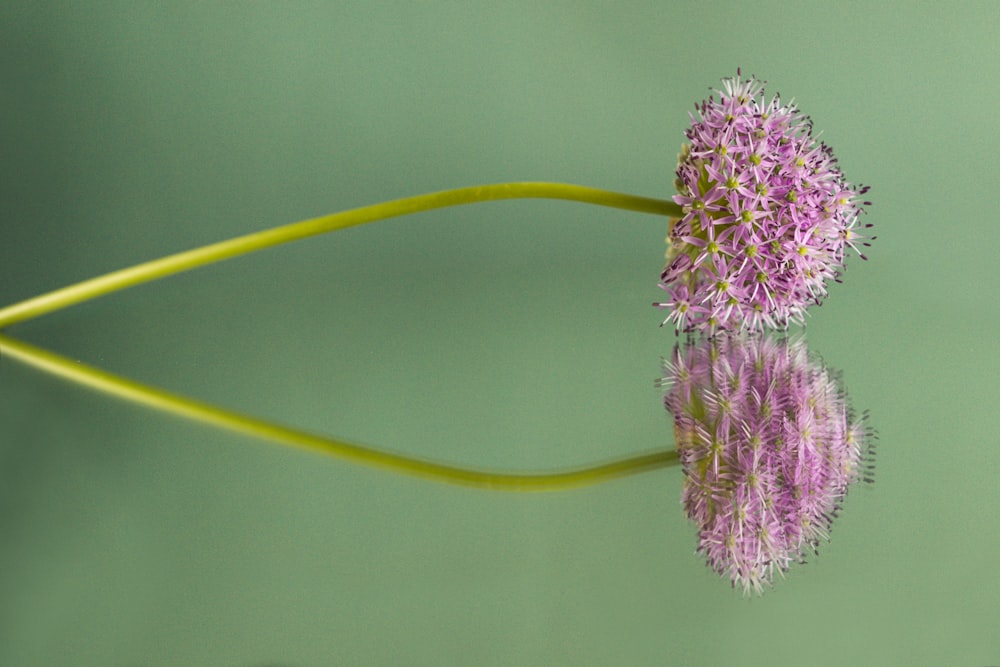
0, 333, 679, 491
0, 182, 681, 329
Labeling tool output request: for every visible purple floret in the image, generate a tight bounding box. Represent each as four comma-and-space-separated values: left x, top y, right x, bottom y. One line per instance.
656, 72, 873, 333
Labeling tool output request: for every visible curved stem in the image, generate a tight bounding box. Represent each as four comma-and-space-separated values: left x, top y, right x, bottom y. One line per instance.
0, 182, 681, 329
0, 333, 679, 491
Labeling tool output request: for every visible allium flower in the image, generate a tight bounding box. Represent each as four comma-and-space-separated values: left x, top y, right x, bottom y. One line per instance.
659, 334, 875, 594
656, 71, 873, 333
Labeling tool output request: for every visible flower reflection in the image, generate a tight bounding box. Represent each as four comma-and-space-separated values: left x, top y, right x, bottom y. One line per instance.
659, 334, 874, 594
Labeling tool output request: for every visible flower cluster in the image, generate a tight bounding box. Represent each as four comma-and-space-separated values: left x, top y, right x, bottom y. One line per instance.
660, 334, 874, 594
656, 71, 872, 333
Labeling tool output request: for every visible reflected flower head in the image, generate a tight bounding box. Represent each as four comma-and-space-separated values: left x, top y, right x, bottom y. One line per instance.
656, 71, 873, 333
660, 334, 874, 594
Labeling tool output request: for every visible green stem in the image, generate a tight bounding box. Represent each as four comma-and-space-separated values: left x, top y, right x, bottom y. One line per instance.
0, 183, 682, 489
0, 333, 679, 491
0, 182, 682, 329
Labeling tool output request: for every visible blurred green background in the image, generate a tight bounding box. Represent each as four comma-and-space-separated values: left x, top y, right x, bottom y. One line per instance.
2, 2, 998, 665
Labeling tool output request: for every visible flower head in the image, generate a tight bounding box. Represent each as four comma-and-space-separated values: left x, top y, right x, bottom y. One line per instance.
660, 334, 875, 594
656, 71, 873, 333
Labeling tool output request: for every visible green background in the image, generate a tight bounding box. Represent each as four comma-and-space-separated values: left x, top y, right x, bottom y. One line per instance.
2, 2, 998, 665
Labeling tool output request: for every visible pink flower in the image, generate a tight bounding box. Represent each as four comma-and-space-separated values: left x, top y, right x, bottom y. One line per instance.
656, 71, 873, 333
660, 334, 875, 594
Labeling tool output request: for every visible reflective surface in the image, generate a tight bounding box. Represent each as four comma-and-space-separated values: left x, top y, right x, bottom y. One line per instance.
2, 3, 999, 665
